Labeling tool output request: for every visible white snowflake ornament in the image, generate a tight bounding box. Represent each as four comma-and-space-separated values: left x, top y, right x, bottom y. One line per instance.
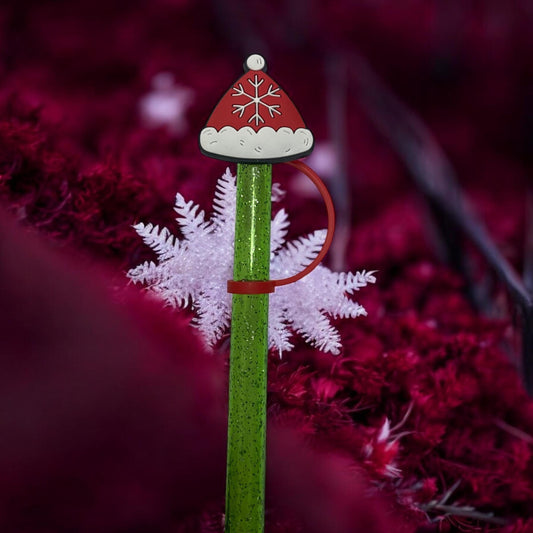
128, 169, 376, 356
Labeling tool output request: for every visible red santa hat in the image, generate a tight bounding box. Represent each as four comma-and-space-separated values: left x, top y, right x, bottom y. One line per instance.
199, 54, 314, 163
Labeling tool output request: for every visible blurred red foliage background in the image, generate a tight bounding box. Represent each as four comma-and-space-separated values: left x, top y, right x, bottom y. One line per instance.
0, 1, 533, 531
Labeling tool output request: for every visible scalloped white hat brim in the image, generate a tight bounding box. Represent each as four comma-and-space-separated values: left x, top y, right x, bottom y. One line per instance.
200, 126, 314, 162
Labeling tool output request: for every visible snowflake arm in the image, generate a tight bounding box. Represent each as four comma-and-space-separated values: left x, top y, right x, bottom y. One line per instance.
248, 76, 264, 90
336, 270, 377, 294
128, 260, 165, 286
270, 208, 289, 253
232, 83, 248, 97
259, 83, 281, 100
248, 111, 265, 126
174, 193, 211, 239
268, 303, 294, 357
258, 84, 281, 118
272, 230, 326, 276
211, 167, 237, 229
132, 222, 179, 261
293, 306, 342, 355
330, 295, 367, 320
232, 102, 255, 119
194, 286, 232, 346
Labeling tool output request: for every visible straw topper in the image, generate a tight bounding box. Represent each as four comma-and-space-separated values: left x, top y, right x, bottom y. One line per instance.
199, 54, 314, 163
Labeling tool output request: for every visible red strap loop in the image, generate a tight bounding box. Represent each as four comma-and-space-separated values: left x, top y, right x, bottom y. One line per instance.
227, 160, 336, 294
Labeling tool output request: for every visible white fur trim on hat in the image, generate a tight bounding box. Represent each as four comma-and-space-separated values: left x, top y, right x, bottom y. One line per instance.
200, 126, 314, 162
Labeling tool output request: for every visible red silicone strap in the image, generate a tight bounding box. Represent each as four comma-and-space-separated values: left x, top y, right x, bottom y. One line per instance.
227, 160, 336, 294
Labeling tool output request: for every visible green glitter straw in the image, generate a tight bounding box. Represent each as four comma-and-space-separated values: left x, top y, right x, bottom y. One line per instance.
225, 163, 272, 533
199, 54, 316, 533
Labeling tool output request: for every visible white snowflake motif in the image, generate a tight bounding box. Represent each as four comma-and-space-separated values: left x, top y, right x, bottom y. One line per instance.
232, 74, 281, 126
128, 169, 376, 356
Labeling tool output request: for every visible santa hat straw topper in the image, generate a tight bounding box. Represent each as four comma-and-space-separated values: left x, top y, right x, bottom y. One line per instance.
198, 54, 333, 533
199, 54, 314, 163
